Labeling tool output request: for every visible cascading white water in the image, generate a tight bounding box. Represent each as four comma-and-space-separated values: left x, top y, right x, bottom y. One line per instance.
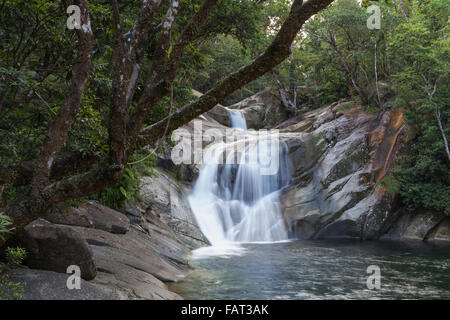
228, 109, 247, 130
188, 109, 291, 249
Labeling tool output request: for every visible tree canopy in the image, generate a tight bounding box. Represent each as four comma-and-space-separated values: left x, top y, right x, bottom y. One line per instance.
0, 0, 335, 245
0, 0, 448, 246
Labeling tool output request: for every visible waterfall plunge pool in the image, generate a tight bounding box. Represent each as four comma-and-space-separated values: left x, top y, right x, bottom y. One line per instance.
170, 240, 450, 300
178, 110, 450, 300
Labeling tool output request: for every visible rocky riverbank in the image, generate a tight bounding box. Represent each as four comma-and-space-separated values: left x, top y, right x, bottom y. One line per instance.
4, 167, 205, 300
201, 90, 449, 243
3, 89, 449, 300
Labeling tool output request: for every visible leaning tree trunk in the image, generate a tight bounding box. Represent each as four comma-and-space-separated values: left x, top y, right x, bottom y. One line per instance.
0, 0, 335, 247
398, 0, 408, 21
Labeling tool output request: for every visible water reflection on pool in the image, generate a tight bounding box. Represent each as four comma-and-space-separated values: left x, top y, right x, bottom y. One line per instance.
170, 240, 450, 300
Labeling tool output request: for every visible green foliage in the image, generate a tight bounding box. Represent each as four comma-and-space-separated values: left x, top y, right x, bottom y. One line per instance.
6, 247, 27, 267
0, 274, 25, 300
336, 101, 356, 112
90, 150, 157, 208
377, 174, 401, 195
190, 1, 295, 105
0, 0, 448, 218
0, 245, 26, 301
192, 35, 268, 104
65, 98, 109, 157
301, 0, 402, 108
396, 125, 450, 215
0, 0, 277, 209
298, 81, 348, 109
0, 243, 27, 300
0, 214, 13, 240
299, 0, 449, 215
386, 0, 450, 215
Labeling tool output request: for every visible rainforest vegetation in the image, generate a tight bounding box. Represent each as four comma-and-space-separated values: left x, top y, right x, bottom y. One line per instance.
0, 0, 448, 246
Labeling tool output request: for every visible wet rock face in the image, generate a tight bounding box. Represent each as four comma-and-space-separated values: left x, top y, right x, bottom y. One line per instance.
280, 101, 419, 241
207, 105, 232, 127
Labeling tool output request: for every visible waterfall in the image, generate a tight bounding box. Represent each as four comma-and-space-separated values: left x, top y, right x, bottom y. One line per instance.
228, 109, 247, 130
188, 109, 291, 251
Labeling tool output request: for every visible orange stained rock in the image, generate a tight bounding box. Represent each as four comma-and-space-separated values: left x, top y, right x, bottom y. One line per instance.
362, 174, 368, 185
391, 109, 405, 128
375, 186, 389, 198
377, 125, 405, 183
369, 109, 406, 183
345, 108, 361, 116
369, 126, 386, 148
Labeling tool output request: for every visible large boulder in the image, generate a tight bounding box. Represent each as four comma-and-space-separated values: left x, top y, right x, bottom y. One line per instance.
206, 105, 232, 127
7, 268, 111, 300
229, 89, 288, 129
427, 218, 450, 243
205, 89, 288, 129
380, 209, 447, 242
280, 102, 419, 240
402, 210, 446, 241
42, 201, 130, 234
138, 168, 209, 248
70, 225, 186, 299
15, 219, 97, 280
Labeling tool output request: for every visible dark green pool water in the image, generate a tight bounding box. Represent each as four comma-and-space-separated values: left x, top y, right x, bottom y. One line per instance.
171, 240, 450, 300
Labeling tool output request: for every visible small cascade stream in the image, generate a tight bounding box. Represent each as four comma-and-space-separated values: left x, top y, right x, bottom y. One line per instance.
188, 109, 292, 253
228, 110, 247, 130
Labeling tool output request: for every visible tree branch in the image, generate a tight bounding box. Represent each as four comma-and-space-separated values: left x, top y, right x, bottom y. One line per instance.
138, 0, 335, 147
0, 152, 100, 188
1, 0, 336, 248
126, 0, 219, 156
108, 0, 164, 167
30, 0, 93, 199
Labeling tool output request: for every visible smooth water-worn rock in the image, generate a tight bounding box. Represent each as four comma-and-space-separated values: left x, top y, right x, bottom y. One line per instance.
380, 209, 447, 242
428, 218, 450, 243
8, 268, 112, 300
15, 219, 97, 280
10, 177, 198, 299
139, 168, 209, 248
67, 224, 186, 299
278, 101, 418, 241
43, 200, 130, 234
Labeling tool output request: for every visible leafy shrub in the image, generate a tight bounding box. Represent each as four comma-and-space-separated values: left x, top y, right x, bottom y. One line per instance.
90, 150, 157, 208
0, 274, 25, 300
6, 247, 27, 267
0, 214, 13, 241
396, 129, 450, 216
377, 174, 401, 196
